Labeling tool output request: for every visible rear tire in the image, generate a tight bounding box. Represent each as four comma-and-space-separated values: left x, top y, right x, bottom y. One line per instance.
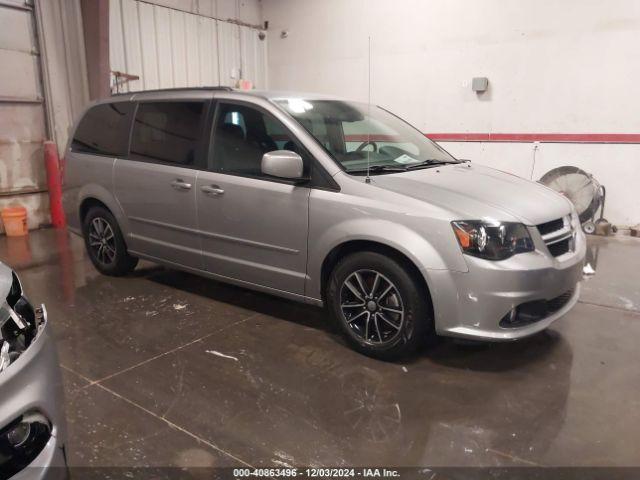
327, 251, 432, 360
82, 206, 138, 276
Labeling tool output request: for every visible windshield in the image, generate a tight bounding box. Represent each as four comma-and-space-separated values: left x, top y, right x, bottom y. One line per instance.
274, 99, 458, 174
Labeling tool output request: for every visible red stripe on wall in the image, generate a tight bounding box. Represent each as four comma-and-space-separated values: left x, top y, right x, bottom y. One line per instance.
277, 133, 640, 144
425, 133, 640, 144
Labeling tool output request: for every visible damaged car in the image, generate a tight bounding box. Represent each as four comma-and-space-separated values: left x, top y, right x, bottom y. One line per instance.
0, 262, 67, 479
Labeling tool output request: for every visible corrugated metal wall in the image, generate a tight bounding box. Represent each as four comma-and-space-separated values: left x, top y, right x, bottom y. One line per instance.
110, 0, 267, 92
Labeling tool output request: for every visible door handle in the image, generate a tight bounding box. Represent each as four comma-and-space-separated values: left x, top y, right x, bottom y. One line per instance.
200, 185, 225, 196
171, 179, 192, 190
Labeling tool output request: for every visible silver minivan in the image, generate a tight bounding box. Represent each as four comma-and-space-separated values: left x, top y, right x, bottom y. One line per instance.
63, 87, 586, 359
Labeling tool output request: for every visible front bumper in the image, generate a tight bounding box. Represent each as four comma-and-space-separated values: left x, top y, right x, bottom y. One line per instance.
0, 307, 67, 479
427, 228, 586, 341
12, 435, 68, 480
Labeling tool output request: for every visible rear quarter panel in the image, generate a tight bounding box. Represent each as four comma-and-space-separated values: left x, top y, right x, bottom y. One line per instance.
62, 151, 126, 235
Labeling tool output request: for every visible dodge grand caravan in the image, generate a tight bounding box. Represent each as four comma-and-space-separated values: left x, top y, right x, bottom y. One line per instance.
63, 87, 586, 359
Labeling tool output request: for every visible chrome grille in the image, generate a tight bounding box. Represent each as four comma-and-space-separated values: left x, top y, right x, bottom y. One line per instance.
537, 218, 564, 236
536, 215, 575, 258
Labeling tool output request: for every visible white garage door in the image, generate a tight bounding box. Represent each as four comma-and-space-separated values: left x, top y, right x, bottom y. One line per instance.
109, 0, 267, 93
0, 0, 49, 228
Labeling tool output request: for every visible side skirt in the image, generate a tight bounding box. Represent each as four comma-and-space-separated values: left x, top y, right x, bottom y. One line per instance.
128, 250, 324, 308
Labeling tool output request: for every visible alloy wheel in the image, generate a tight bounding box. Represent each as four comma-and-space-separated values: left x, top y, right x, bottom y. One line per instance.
88, 217, 116, 265
340, 269, 405, 346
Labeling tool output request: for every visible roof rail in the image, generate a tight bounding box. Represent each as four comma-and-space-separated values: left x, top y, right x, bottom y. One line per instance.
111, 86, 234, 97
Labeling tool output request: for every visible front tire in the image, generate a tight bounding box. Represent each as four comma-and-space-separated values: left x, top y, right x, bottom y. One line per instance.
327, 251, 432, 360
82, 206, 138, 276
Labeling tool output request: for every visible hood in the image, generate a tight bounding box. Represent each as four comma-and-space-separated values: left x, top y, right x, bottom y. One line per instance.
371, 163, 572, 225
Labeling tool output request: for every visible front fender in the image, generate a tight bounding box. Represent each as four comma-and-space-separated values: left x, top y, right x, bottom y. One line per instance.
306, 217, 467, 301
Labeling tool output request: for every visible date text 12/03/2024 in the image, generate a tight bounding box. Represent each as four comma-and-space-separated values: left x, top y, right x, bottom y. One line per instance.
233, 468, 401, 478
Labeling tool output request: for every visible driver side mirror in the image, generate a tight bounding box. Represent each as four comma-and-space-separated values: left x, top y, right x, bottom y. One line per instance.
261, 150, 306, 181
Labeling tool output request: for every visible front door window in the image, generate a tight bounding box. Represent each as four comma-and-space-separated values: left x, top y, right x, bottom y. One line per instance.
210, 103, 304, 179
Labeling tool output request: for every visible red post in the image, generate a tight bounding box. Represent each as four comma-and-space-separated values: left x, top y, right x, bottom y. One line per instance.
44, 141, 66, 228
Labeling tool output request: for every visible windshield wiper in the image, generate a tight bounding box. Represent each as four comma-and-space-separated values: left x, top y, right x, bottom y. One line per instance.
347, 159, 460, 174
405, 159, 459, 169
347, 165, 408, 174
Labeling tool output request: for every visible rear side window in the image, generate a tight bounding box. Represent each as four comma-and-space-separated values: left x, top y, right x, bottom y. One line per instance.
130, 102, 205, 166
72, 102, 134, 156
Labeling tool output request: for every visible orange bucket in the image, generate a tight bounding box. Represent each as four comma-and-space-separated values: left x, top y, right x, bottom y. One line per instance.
1, 206, 28, 237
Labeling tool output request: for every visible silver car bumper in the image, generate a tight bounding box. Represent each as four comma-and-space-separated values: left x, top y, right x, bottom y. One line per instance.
11, 434, 68, 480
0, 307, 68, 479
428, 229, 587, 341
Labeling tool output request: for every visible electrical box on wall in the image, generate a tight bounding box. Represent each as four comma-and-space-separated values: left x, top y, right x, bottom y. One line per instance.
472, 77, 489, 93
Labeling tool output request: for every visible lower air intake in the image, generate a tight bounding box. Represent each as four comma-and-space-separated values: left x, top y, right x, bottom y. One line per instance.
500, 289, 575, 328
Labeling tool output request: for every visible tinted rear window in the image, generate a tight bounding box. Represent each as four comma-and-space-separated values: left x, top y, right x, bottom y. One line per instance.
72, 102, 134, 156
129, 102, 205, 166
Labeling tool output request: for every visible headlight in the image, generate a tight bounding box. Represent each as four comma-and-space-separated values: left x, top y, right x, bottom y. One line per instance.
451, 221, 534, 260
0, 412, 51, 477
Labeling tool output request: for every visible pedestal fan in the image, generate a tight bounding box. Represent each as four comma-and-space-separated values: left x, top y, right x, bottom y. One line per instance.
539, 166, 614, 235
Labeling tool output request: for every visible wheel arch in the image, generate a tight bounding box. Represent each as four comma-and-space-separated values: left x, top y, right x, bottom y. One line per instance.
77, 184, 129, 236
79, 197, 111, 223
319, 239, 434, 317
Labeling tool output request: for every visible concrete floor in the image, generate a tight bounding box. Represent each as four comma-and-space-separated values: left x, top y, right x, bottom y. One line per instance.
1, 229, 639, 468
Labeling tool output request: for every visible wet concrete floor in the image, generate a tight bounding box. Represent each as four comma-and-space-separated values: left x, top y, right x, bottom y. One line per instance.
0, 229, 639, 468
